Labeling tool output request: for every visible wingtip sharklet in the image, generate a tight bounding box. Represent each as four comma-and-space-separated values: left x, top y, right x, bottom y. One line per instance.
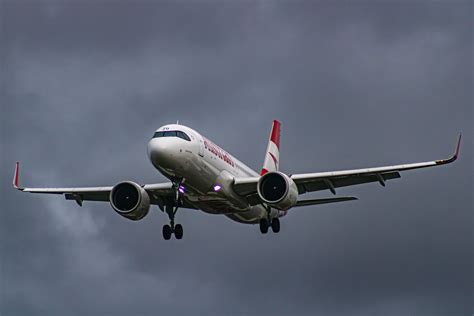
454, 133, 462, 158
13, 161, 23, 190
449, 133, 462, 161
435, 134, 462, 165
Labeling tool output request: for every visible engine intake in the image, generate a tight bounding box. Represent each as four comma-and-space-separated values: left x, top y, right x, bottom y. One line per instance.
257, 172, 298, 210
110, 181, 150, 220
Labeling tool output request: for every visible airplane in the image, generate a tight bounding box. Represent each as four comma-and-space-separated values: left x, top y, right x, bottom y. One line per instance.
13, 120, 461, 240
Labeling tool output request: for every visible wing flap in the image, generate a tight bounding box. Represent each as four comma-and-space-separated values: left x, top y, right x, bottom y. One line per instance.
295, 196, 358, 207
65, 192, 109, 205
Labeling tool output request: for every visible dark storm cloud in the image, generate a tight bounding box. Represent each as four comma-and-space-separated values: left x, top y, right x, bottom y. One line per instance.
1, 1, 472, 315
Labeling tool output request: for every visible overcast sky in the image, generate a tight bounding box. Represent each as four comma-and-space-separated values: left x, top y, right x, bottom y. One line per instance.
0, 1, 472, 315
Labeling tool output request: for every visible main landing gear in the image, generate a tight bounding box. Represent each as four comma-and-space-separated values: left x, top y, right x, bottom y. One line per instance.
259, 218, 280, 234
259, 206, 280, 234
162, 180, 184, 240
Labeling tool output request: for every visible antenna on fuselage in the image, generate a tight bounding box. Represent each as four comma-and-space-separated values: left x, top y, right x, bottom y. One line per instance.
176, 120, 179, 125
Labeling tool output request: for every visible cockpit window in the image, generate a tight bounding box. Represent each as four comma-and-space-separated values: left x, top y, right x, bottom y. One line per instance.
153, 130, 191, 141
177, 131, 191, 141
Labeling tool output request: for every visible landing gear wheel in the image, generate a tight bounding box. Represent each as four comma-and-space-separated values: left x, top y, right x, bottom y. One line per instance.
162, 224, 172, 240
271, 218, 280, 233
259, 219, 269, 234
174, 224, 183, 239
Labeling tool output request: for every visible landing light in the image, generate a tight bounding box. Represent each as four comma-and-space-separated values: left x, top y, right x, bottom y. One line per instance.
178, 185, 185, 194
213, 185, 222, 192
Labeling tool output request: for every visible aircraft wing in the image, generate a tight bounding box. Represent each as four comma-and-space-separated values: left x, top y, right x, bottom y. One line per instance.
12, 162, 180, 207
234, 135, 461, 200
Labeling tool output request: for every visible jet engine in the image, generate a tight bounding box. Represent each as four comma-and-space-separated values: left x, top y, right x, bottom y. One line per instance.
110, 181, 150, 220
257, 172, 298, 210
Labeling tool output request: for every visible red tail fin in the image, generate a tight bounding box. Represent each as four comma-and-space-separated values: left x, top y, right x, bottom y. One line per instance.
261, 120, 281, 175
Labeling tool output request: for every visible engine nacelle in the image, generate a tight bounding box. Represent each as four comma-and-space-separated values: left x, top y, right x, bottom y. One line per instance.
257, 172, 298, 210
110, 181, 150, 221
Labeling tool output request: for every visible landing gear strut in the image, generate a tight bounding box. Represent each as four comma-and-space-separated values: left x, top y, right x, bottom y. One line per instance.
259, 206, 280, 234
162, 180, 184, 240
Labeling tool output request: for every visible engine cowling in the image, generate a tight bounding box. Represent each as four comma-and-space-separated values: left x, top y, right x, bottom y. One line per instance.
110, 181, 150, 220
257, 172, 298, 210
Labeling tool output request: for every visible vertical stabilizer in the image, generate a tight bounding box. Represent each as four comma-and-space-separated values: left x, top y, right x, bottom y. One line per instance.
261, 120, 281, 175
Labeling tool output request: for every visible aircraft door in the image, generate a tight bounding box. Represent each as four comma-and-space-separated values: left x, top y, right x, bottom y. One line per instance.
198, 137, 205, 157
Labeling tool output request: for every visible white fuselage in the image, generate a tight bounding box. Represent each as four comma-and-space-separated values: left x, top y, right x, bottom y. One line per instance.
147, 124, 277, 223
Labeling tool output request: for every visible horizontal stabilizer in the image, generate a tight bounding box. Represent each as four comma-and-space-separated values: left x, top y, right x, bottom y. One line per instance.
295, 196, 358, 207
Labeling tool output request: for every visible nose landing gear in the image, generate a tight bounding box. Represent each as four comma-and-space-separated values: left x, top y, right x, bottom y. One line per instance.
163, 203, 184, 240
162, 180, 184, 240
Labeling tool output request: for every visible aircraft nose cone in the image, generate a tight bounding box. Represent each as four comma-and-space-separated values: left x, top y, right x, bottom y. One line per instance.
148, 138, 176, 169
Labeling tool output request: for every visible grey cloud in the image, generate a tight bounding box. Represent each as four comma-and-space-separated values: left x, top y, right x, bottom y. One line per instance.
1, 1, 472, 316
